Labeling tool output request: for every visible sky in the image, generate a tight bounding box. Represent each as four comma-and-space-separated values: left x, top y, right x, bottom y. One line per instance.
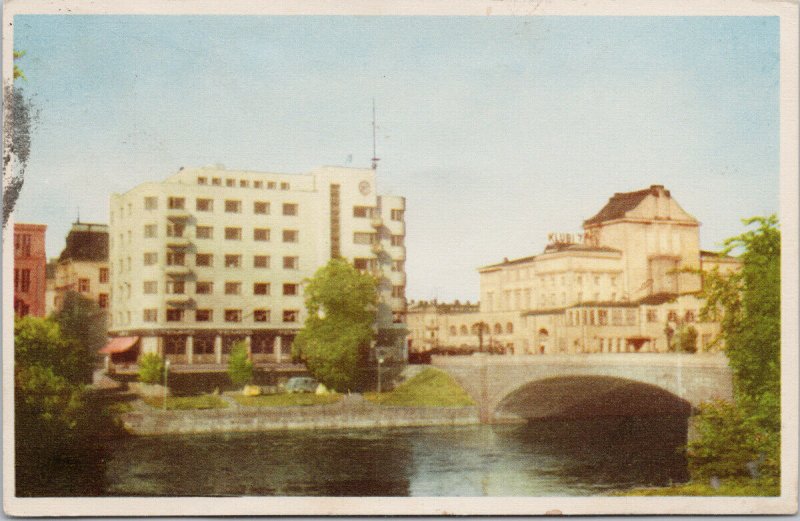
10, 15, 779, 302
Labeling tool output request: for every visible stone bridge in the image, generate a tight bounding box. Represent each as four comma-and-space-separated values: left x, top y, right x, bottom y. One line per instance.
432, 353, 733, 422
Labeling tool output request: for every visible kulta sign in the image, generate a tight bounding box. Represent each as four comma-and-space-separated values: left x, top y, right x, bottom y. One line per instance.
546, 231, 598, 246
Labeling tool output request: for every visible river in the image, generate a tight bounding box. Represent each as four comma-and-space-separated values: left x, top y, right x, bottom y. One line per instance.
77, 415, 689, 496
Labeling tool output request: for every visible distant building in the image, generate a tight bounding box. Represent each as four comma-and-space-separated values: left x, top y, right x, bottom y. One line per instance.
13, 223, 47, 317
53, 222, 110, 320
408, 185, 740, 356
107, 165, 407, 366
45, 258, 58, 316
406, 300, 481, 353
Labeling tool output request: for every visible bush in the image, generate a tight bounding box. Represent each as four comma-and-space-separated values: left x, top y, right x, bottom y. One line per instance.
677, 325, 698, 353
138, 353, 165, 384
227, 341, 253, 387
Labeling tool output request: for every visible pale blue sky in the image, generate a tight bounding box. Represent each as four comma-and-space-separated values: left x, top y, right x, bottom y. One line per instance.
11, 15, 779, 301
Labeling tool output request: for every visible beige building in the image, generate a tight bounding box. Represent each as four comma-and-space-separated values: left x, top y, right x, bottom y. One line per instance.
409, 185, 739, 356
52, 222, 111, 320
107, 165, 407, 366
406, 300, 481, 354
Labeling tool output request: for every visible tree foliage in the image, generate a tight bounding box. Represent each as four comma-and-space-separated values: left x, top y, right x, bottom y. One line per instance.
52, 291, 106, 384
138, 353, 165, 385
292, 258, 378, 392
227, 340, 254, 387
691, 216, 781, 480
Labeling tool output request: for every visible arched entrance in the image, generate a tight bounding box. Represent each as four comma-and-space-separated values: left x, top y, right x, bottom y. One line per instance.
536, 328, 549, 354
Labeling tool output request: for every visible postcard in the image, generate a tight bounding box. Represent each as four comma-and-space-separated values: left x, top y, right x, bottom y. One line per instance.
2, 0, 798, 516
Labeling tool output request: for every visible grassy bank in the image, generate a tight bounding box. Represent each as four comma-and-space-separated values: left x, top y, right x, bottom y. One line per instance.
142, 394, 228, 410
364, 368, 475, 407
232, 393, 342, 407
621, 476, 779, 496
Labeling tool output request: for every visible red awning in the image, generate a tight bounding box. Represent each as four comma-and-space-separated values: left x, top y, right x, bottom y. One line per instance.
100, 336, 139, 354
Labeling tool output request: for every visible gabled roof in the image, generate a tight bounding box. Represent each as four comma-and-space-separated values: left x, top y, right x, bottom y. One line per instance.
583, 187, 658, 226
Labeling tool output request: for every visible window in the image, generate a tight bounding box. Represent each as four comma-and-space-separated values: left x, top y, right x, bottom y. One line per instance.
14, 269, 31, 292
166, 280, 185, 294
225, 200, 241, 213
280, 182, 289, 190
197, 177, 207, 185
226, 179, 235, 187
78, 278, 90, 293
166, 251, 185, 266
254, 309, 270, 322
282, 230, 299, 243
646, 309, 658, 323
391, 235, 404, 247
611, 309, 623, 326
685, 310, 696, 323
225, 227, 242, 240
353, 258, 370, 270
254, 228, 270, 241
254, 255, 270, 268
142, 224, 157, 239
353, 232, 376, 245
98, 294, 109, 308
225, 309, 242, 322
166, 309, 184, 322
254, 201, 270, 214
391, 209, 404, 221
254, 181, 263, 189
225, 255, 241, 268
225, 282, 242, 295
239, 179, 249, 188
460, 325, 468, 335
196, 253, 213, 267
283, 256, 299, 270
283, 283, 298, 296
212, 177, 221, 186
144, 197, 158, 210
353, 206, 372, 218
196, 198, 213, 211
167, 197, 185, 209
99, 267, 109, 283
391, 260, 404, 272
283, 310, 298, 322
282, 203, 298, 216
195, 309, 212, 322
254, 283, 270, 295
166, 222, 185, 237
196, 281, 213, 294
392, 286, 405, 299
598, 309, 608, 325
667, 310, 679, 322
267, 181, 276, 189
143, 281, 158, 294
143, 309, 158, 322
625, 309, 637, 325
494, 323, 503, 335
196, 226, 212, 239
15, 234, 32, 257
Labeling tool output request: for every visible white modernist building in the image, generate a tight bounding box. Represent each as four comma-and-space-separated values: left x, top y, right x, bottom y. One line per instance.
107, 165, 407, 366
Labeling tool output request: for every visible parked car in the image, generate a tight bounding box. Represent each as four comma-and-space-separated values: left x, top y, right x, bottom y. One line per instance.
285, 376, 319, 393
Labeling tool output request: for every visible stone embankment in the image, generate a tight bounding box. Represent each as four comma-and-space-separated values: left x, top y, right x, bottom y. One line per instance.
120, 394, 479, 436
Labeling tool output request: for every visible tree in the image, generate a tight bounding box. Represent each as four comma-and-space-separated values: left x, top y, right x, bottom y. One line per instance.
227, 340, 254, 387
292, 258, 378, 392
138, 353, 165, 385
53, 291, 107, 384
690, 215, 781, 480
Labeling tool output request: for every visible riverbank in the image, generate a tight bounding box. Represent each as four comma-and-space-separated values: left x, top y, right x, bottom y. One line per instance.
620, 476, 780, 496
120, 393, 480, 435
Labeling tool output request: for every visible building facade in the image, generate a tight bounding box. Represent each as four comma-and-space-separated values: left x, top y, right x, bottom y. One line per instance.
52, 222, 110, 320
408, 185, 739, 356
406, 300, 481, 354
13, 223, 47, 317
108, 165, 407, 365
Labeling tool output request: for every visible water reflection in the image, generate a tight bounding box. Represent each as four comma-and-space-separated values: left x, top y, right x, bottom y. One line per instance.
95, 415, 689, 496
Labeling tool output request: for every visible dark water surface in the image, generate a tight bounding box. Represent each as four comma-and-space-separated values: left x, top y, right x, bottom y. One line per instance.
94, 415, 688, 496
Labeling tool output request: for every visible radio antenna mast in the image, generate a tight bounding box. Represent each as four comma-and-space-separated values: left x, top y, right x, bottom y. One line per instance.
371, 99, 380, 170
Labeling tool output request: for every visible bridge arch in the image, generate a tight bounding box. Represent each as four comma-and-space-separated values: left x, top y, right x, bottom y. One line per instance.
494, 375, 691, 421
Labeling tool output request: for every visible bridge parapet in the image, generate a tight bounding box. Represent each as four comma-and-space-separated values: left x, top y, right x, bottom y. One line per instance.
432, 353, 733, 422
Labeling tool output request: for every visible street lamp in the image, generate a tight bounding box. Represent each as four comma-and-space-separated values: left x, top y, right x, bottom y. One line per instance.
163, 358, 170, 411
377, 357, 384, 394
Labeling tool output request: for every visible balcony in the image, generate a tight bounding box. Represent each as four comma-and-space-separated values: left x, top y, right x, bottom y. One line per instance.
166, 237, 191, 248
371, 216, 383, 228
166, 295, 194, 307
164, 265, 192, 277
166, 207, 191, 220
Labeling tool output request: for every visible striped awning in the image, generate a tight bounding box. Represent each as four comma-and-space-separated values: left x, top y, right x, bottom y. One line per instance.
99, 336, 139, 354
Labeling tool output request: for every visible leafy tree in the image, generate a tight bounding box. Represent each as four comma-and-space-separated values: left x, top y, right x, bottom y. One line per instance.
4, 50, 37, 228
691, 216, 781, 480
138, 353, 165, 385
53, 291, 106, 384
227, 340, 254, 387
293, 258, 378, 392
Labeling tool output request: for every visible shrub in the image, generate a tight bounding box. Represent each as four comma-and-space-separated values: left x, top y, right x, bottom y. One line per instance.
227, 341, 253, 387
677, 325, 698, 353
138, 353, 165, 384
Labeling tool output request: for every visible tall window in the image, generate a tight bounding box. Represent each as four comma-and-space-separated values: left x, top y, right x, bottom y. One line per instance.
166, 222, 185, 237
78, 278, 90, 293
282, 230, 299, 243
99, 267, 109, 283
282, 203, 298, 216
98, 294, 109, 308
166, 251, 185, 266
391, 209, 404, 221
14, 269, 31, 292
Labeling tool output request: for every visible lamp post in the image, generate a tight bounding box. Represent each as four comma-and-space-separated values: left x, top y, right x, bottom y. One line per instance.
163, 359, 170, 411
377, 356, 384, 394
